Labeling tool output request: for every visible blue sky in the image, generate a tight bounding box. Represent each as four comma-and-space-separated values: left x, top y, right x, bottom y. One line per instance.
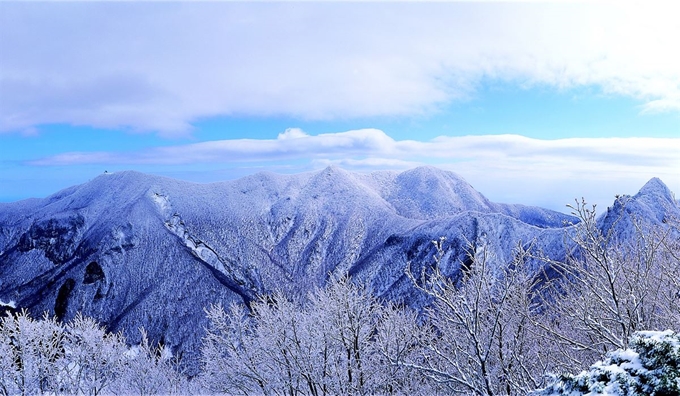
1, 1, 678, 212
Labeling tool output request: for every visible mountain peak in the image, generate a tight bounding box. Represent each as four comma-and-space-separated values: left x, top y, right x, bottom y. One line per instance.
90, 169, 155, 186
312, 165, 353, 182
404, 165, 457, 178
636, 177, 676, 203
321, 164, 344, 174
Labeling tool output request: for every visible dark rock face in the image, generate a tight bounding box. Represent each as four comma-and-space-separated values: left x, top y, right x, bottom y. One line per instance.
55, 278, 75, 320
18, 215, 85, 265
83, 261, 105, 285
0, 167, 676, 373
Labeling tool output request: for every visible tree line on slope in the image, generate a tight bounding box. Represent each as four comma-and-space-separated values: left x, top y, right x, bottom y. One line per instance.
1, 199, 679, 395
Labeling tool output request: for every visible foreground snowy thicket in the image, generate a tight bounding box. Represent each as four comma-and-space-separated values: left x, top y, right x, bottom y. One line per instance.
0, 312, 191, 395
536, 330, 680, 396
1, 200, 679, 395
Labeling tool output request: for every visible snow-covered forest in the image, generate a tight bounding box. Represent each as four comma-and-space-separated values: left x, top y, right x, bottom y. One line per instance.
2, 199, 679, 395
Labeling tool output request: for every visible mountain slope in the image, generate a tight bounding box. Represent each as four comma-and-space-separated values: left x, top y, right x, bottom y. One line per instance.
2, 167, 676, 373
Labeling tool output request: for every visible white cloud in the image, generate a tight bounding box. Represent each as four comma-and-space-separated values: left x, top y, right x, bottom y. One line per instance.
1, 2, 679, 135
277, 128, 309, 140
30, 129, 680, 169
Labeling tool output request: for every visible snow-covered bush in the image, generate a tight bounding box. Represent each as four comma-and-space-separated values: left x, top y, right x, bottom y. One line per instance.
110, 328, 189, 395
0, 310, 65, 395
59, 313, 128, 395
535, 330, 680, 395
0, 310, 191, 395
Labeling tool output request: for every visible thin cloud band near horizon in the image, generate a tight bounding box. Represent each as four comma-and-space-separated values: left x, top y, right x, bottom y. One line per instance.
28, 129, 680, 171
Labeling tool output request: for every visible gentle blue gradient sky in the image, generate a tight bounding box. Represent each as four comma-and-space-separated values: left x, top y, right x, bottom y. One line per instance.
1, 2, 679, 211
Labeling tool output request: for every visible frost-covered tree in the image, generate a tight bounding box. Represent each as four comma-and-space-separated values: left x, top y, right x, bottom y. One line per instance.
403, 237, 552, 395
59, 314, 127, 395
111, 328, 188, 395
0, 309, 191, 395
532, 198, 680, 373
200, 276, 420, 395
372, 302, 433, 394
308, 277, 383, 394
200, 292, 323, 395
201, 302, 266, 394
0, 310, 65, 395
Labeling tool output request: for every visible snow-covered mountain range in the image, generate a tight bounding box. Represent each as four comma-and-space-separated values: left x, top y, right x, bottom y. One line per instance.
1, 166, 678, 372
